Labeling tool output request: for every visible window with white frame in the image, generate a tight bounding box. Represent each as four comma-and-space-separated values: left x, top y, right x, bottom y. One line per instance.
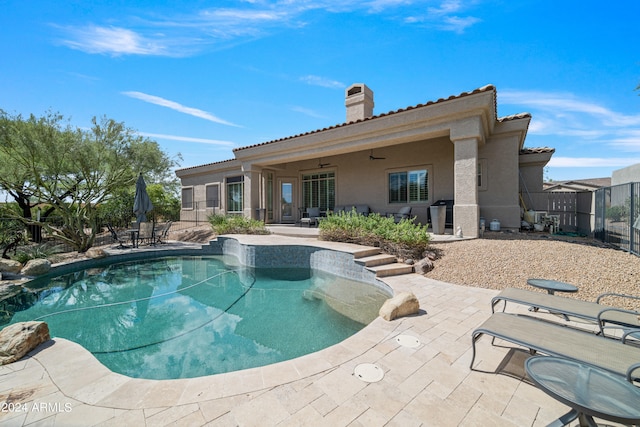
226, 176, 244, 213
388, 169, 429, 203
302, 171, 335, 211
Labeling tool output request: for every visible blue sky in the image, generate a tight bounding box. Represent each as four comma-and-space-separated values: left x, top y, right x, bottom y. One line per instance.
2, 0, 639, 182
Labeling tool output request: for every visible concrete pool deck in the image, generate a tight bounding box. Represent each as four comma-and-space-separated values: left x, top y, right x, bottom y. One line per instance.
0, 235, 619, 426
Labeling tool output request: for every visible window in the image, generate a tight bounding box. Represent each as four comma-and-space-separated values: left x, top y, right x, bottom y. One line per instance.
389, 170, 428, 203
181, 187, 193, 209
478, 159, 487, 191
302, 171, 335, 211
226, 176, 244, 213
206, 184, 219, 208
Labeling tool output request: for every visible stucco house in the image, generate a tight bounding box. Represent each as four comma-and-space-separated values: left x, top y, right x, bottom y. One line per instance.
176, 84, 554, 238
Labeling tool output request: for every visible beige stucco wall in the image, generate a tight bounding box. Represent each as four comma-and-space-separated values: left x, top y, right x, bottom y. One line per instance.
612, 163, 640, 186
478, 133, 521, 230
175, 87, 545, 235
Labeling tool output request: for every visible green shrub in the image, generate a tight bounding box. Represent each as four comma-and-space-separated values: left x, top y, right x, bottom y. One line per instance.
319, 210, 429, 260
208, 214, 270, 235
11, 243, 58, 263
606, 205, 628, 222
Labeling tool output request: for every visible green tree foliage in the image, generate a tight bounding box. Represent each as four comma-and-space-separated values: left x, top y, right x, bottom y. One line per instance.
0, 110, 181, 252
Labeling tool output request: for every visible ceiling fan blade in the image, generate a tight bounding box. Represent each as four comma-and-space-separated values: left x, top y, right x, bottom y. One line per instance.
369, 150, 385, 160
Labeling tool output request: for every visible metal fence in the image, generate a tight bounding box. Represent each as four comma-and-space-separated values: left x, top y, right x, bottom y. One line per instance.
179, 200, 219, 227
525, 191, 594, 235
594, 182, 640, 255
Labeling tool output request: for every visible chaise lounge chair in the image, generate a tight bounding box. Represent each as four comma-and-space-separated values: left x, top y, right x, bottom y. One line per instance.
492, 287, 640, 336
470, 312, 640, 382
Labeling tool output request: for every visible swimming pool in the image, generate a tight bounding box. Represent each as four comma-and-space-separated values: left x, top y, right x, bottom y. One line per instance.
3, 255, 391, 380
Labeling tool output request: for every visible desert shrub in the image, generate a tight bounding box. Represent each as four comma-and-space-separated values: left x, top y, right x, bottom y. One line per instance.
319, 210, 429, 260
11, 242, 60, 263
606, 205, 628, 222
208, 214, 270, 235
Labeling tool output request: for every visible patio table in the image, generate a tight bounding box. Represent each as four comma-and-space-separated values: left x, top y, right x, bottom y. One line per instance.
525, 356, 640, 427
527, 278, 578, 295
126, 229, 139, 248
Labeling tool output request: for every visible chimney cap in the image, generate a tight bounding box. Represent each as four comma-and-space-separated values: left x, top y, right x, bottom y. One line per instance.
345, 83, 374, 122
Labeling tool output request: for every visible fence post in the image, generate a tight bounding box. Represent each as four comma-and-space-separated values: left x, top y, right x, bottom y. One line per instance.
630, 184, 635, 254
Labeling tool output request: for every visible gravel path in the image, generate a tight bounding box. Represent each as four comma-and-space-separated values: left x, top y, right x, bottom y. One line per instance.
425, 232, 640, 309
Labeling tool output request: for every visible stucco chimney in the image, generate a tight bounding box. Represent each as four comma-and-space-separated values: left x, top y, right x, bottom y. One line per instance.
345, 83, 374, 123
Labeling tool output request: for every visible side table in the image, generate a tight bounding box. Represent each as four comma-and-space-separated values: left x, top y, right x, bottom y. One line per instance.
527, 278, 578, 295
525, 356, 640, 427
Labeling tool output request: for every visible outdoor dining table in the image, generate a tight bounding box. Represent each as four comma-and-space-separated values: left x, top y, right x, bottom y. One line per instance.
525, 356, 640, 427
126, 229, 139, 248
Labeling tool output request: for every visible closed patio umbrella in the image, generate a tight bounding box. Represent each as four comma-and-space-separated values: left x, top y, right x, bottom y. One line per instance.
133, 173, 153, 223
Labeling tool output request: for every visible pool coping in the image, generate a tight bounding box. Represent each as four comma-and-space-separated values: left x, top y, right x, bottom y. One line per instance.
12, 235, 415, 409
1, 235, 582, 426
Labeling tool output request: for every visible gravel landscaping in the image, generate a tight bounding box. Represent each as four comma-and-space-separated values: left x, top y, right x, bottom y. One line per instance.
425, 231, 640, 309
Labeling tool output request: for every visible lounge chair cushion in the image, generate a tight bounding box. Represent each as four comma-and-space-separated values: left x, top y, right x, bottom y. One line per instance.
471, 312, 640, 380
492, 287, 640, 332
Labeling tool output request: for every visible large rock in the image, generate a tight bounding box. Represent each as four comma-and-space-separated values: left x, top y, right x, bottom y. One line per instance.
21, 259, 51, 276
379, 292, 420, 321
86, 247, 108, 259
0, 259, 22, 274
0, 321, 50, 365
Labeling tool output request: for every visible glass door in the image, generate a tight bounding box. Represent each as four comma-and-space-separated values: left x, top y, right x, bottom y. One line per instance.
279, 179, 296, 223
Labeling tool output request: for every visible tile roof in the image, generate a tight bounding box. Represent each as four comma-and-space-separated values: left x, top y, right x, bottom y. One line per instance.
233, 84, 502, 153
178, 84, 537, 172
175, 158, 237, 173
520, 147, 555, 154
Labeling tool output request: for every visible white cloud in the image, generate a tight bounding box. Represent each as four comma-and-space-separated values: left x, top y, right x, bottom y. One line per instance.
56, 25, 170, 57
290, 106, 327, 119
500, 90, 640, 128
439, 15, 481, 33
299, 75, 344, 89
139, 132, 237, 147
122, 91, 240, 127
549, 157, 640, 168
55, 1, 483, 56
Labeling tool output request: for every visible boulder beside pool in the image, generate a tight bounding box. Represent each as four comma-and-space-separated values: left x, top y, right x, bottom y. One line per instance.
21, 259, 52, 276
379, 292, 420, 321
0, 321, 50, 365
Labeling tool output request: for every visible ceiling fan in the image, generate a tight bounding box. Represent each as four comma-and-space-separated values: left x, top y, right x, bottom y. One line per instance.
369, 150, 386, 160
318, 158, 331, 168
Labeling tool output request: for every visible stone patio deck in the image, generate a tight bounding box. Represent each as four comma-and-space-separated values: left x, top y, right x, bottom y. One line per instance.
0, 236, 625, 426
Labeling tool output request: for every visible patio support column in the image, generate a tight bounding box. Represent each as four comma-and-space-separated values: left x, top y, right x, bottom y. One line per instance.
452, 137, 480, 238
450, 116, 485, 238
242, 164, 262, 220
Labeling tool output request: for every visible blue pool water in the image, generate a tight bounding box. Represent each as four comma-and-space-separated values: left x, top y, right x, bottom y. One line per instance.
2, 256, 390, 379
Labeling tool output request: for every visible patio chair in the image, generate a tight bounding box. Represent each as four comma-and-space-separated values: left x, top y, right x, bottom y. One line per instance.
154, 221, 172, 244
470, 312, 640, 383
300, 207, 321, 227
354, 205, 370, 216
106, 223, 129, 249
492, 287, 640, 336
137, 221, 156, 246
390, 206, 412, 223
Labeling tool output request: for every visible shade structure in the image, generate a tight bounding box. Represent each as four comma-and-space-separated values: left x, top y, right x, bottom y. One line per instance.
133, 173, 153, 223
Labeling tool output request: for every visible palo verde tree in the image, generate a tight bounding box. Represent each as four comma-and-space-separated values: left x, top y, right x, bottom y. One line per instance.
0, 110, 180, 252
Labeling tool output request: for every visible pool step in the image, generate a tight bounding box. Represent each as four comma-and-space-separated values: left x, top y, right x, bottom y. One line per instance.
355, 253, 397, 267
353, 249, 414, 277
368, 262, 415, 277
